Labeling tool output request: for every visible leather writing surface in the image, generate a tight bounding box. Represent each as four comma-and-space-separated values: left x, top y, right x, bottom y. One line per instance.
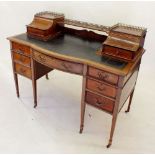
15, 33, 127, 69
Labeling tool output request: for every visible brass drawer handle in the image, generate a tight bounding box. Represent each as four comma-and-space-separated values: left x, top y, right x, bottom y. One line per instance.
38, 54, 46, 63
95, 98, 105, 106
19, 68, 26, 74
61, 62, 71, 71
17, 50, 24, 54
98, 72, 109, 80
97, 83, 106, 91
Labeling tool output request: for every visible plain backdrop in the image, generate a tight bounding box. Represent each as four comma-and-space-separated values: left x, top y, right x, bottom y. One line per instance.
0, 1, 155, 153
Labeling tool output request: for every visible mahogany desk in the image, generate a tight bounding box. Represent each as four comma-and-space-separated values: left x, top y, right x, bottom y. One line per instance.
8, 33, 143, 148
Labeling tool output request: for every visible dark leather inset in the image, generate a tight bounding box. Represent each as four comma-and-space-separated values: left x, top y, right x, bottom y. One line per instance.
15, 33, 127, 69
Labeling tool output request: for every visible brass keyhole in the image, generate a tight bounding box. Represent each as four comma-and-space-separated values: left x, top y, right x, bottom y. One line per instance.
98, 72, 109, 80
39, 55, 46, 63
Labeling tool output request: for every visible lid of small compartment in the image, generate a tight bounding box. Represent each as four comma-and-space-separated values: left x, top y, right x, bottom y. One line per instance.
103, 37, 139, 52
27, 17, 53, 30
110, 23, 147, 37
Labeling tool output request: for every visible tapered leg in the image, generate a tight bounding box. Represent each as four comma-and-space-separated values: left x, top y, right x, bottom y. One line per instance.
31, 58, 37, 108
32, 79, 37, 108
79, 75, 86, 133
106, 76, 124, 148
45, 74, 49, 80
79, 65, 87, 133
13, 73, 19, 98
80, 101, 86, 133
125, 89, 135, 113
107, 114, 118, 148
11, 47, 20, 98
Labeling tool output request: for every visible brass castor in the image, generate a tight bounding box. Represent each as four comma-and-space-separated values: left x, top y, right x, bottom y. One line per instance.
125, 110, 129, 113
106, 143, 111, 148
34, 104, 37, 108
79, 127, 83, 134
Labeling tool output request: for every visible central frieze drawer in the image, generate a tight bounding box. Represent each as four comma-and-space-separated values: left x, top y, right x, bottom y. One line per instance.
86, 78, 117, 98
85, 91, 114, 113
33, 51, 83, 75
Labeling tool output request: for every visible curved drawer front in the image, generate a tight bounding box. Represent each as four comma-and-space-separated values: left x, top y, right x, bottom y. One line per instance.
88, 67, 118, 85
86, 78, 117, 98
12, 42, 31, 56
33, 50, 83, 75
15, 63, 31, 79
85, 91, 114, 113
13, 52, 31, 67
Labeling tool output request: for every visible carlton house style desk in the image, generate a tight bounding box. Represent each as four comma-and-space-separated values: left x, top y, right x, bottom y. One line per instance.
7, 11, 147, 148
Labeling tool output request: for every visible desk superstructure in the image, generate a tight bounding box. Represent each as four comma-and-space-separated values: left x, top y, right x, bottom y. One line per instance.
8, 11, 147, 148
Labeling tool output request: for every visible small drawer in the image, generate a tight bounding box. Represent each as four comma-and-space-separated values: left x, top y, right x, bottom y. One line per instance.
12, 42, 31, 56
15, 63, 32, 79
85, 91, 114, 113
86, 78, 116, 98
33, 51, 83, 75
104, 46, 116, 55
116, 48, 133, 60
104, 46, 133, 60
13, 52, 31, 67
88, 67, 118, 85
27, 27, 45, 35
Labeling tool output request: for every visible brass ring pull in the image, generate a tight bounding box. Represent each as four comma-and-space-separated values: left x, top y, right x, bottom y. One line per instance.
97, 83, 106, 91
95, 98, 104, 106
38, 55, 46, 63
17, 50, 24, 54
98, 72, 109, 80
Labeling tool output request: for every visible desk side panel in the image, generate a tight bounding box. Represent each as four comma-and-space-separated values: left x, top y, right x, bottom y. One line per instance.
119, 64, 139, 111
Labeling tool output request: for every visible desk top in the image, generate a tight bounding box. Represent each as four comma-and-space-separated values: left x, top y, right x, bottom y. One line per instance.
8, 33, 142, 76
